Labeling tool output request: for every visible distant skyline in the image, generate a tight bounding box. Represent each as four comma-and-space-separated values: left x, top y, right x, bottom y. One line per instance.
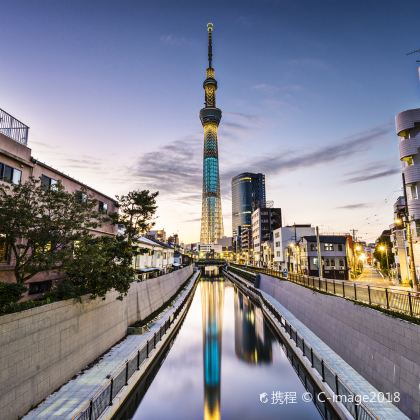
2, 0, 420, 243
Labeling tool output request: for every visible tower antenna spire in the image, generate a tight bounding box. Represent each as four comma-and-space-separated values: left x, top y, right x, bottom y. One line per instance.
207, 22, 213, 68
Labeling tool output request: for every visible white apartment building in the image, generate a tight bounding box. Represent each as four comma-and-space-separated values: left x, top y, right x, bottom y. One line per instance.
133, 236, 174, 279
273, 224, 315, 271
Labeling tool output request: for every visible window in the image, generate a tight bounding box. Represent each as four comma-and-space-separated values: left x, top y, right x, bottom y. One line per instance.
411, 185, 418, 200
0, 235, 8, 263
275, 241, 280, 247
98, 201, 108, 214
312, 257, 318, 267
324, 243, 333, 251
40, 174, 58, 189
75, 190, 88, 203
330, 259, 335, 267
276, 251, 281, 257
339, 259, 344, 267
0, 162, 21, 185
404, 156, 414, 166
310, 244, 317, 251
275, 232, 280, 238
337, 244, 343, 252
28, 280, 52, 295
325, 258, 329, 266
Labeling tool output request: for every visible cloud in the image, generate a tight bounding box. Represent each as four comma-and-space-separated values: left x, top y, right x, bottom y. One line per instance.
131, 123, 393, 205
223, 123, 393, 180
344, 168, 400, 184
131, 135, 202, 202
160, 34, 193, 46
336, 203, 371, 210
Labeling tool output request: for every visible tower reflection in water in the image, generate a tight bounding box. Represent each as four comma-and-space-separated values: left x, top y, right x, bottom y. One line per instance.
234, 288, 273, 364
201, 279, 224, 420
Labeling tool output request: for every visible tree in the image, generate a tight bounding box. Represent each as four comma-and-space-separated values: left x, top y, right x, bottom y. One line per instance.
60, 235, 134, 300
374, 230, 395, 271
0, 177, 103, 285
112, 190, 159, 244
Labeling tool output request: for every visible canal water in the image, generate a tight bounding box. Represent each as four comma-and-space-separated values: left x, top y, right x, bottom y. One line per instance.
116, 278, 323, 420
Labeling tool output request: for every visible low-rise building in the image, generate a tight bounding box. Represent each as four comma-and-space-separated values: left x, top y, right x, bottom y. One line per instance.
273, 224, 315, 271
292, 235, 349, 280
0, 107, 118, 298
133, 236, 174, 279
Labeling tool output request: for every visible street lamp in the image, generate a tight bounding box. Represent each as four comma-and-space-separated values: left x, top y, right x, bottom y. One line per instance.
378, 244, 389, 272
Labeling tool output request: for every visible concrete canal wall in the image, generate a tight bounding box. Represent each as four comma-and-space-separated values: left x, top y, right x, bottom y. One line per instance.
258, 274, 420, 419
0, 265, 193, 420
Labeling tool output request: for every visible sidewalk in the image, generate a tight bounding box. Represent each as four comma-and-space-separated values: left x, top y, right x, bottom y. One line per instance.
23, 272, 199, 419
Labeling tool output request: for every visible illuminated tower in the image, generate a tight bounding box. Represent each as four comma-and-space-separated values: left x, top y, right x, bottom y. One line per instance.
200, 23, 224, 244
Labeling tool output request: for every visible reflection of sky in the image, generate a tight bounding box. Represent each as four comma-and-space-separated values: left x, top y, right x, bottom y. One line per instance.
133, 280, 320, 420
2, 1, 420, 243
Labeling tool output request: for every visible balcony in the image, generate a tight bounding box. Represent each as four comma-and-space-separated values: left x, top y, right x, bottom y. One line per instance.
0, 108, 29, 145
403, 165, 420, 184
395, 108, 420, 135
399, 136, 419, 160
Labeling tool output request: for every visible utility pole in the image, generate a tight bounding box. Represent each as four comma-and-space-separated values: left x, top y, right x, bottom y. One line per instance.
316, 226, 323, 278
402, 173, 418, 291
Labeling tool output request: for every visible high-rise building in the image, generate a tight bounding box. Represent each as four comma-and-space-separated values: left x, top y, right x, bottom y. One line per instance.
252, 207, 282, 266
200, 23, 224, 244
232, 173, 266, 250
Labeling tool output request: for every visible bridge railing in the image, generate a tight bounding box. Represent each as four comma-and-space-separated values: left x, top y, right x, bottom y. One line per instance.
231, 264, 420, 318
72, 279, 194, 420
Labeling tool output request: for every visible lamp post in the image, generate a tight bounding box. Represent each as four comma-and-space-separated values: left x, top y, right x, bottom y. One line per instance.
378, 244, 389, 273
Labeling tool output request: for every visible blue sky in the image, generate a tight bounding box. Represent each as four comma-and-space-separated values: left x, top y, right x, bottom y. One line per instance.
1, 0, 420, 243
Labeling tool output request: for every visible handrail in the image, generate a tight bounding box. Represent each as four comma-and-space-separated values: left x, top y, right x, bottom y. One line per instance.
71, 275, 197, 420
225, 267, 378, 420
0, 108, 29, 145
231, 264, 420, 319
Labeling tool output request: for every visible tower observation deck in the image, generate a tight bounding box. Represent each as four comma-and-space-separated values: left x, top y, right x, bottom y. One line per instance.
200, 23, 224, 244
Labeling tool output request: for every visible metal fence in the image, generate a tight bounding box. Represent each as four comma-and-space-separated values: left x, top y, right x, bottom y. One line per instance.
72, 283, 193, 420
232, 264, 420, 318
225, 268, 376, 420
0, 108, 29, 145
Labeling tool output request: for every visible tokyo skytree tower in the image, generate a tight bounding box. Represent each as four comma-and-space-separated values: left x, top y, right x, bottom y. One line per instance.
200, 23, 224, 244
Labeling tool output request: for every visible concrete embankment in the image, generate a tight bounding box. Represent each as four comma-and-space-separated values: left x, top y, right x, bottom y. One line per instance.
0, 265, 193, 420
257, 272, 419, 419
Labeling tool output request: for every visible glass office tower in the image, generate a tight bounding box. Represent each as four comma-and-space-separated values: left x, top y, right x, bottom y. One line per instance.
231, 173, 266, 250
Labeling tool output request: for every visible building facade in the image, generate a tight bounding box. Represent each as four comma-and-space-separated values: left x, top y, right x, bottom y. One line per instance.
231, 172, 266, 251
251, 207, 282, 266
295, 235, 349, 280
200, 23, 224, 244
273, 224, 315, 271
0, 107, 118, 298
395, 105, 420, 286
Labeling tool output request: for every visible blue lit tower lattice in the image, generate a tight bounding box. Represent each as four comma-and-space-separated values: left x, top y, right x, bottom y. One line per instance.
200, 23, 224, 244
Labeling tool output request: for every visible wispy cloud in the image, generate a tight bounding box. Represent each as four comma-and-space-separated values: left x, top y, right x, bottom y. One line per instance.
131, 123, 393, 204
223, 123, 393, 179
336, 203, 371, 210
344, 168, 400, 184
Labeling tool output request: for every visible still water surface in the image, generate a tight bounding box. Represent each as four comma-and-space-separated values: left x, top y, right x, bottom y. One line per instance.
124, 278, 321, 420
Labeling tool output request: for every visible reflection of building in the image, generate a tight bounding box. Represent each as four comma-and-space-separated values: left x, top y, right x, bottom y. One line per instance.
232, 173, 266, 251
234, 289, 272, 364
201, 280, 224, 420
200, 23, 224, 244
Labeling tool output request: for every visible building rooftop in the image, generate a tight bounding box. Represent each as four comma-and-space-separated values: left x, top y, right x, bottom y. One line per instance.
303, 235, 347, 244
0, 108, 29, 145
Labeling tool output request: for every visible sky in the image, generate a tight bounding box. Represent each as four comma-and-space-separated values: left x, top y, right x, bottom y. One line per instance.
1, 0, 420, 244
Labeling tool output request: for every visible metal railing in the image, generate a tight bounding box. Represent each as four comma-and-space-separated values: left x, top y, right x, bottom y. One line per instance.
225, 268, 376, 420
232, 264, 420, 318
72, 280, 194, 420
0, 108, 29, 145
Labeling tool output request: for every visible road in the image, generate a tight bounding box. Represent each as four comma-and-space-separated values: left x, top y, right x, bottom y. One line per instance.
355, 264, 393, 287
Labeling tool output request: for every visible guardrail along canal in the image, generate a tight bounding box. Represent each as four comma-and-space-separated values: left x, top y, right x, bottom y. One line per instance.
115, 278, 328, 420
